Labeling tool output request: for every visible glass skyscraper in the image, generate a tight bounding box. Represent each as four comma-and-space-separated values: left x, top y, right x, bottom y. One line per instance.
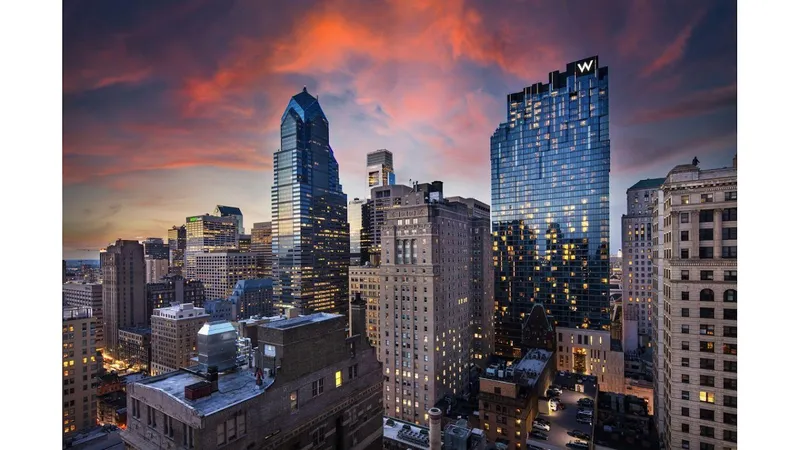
272, 87, 349, 315
491, 56, 610, 357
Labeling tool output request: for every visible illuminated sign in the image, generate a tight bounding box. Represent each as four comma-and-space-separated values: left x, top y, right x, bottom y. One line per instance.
574, 56, 598, 76
188, 217, 200, 222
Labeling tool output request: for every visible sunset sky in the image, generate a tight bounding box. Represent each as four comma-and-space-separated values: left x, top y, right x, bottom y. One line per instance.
62, 0, 736, 260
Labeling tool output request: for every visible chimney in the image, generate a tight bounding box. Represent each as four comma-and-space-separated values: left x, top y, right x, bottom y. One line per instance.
428, 407, 442, 450
350, 293, 367, 340
207, 365, 219, 392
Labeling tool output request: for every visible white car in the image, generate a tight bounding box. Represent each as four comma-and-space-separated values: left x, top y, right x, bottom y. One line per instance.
549, 387, 563, 395
532, 422, 551, 432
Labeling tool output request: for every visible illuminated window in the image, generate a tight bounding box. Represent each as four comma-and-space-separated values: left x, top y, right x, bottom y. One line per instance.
335, 371, 342, 387
699, 391, 715, 403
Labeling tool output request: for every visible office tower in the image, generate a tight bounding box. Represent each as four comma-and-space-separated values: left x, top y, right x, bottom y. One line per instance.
144, 237, 170, 284
101, 239, 147, 359
123, 312, 383, 450
184, 214, 239, 280
379, 182, 487, 424
118, 327, 152, 374
63, 282, 105, 351
349, 266, 381, 353
143, 237, 170, 260
213, 205, 245, 235
653, 159, 737, 450
367, 148, 395, 190
150, 303, 209, 375
251, 221, 273, 278
621, 178, 665, 353
196, 250, 258, 300
272, 87, 349, 315
229, 278, 274, 319
447, 196, 494, 366
145, 274, 206, 316
348, 198, 370, 265
237, 234, 251, 252
62, 306, 99, 439
167, 225, 187, 276
491, 56, 611, 358
366, 183, 415, 263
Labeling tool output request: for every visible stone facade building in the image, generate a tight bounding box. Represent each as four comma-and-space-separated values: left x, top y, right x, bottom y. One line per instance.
150, 303, 209, 375
349, 265, 381, 353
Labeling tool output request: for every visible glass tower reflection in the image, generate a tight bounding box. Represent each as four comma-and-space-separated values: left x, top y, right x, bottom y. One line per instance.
272, 87, 349, 315
491, 56, 610, 358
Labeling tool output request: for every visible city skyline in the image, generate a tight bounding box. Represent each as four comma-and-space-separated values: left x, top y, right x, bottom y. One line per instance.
63, 0, 736, 260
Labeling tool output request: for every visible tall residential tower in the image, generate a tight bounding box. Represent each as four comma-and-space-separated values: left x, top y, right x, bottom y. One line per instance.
101, 239, 147, 359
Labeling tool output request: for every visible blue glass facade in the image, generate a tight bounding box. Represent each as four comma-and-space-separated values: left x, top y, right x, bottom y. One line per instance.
272, 88, 349, 315
491, 57, 611, 357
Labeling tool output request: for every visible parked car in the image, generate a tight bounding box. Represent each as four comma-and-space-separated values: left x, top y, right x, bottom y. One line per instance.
549, 386, 563, 395
577, 416, 592, 425
527, 445, 546, 450
578, 398, 594, 406
534, 418, 551, 426
532, 422, 551, 432
566, 441, 589, 449
568, 430, 591, 440
530, 431, 548, 441
577, 409, 593, 418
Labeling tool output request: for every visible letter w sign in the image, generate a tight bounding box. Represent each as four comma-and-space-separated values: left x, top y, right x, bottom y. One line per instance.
576, 59, 594, 74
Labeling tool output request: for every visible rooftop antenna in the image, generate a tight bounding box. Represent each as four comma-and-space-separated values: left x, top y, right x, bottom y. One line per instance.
302, 85, 307, 93
692, 156, 699, 166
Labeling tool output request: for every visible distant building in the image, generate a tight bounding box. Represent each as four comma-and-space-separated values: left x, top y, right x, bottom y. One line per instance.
118, 328, 151, 374
366, 148, 396, 190
101, 239, 147, 360
122, 312, 383, 450
229, 278, 274, 320
251, 221, 273, 278
184, 214, 239, 280
204, 298, 234, 322
63, 282, 104, 351
348, 198, 370, 265
167, 225, 187, 276
196, 250, 258, 300
145, 274, 206, 316
150, 303, 209, 375
237, 234, 251, 252
213, 205, 245, 235
63, 307, 99, 439
143, 238, 171, 283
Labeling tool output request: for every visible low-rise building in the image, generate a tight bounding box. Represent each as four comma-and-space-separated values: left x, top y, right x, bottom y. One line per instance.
150, 303, 209, 375
556, 327, 626, 394
118, 328, 152, 374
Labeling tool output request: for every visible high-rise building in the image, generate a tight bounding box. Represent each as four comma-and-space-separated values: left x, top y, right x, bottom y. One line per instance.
213, 205, 245, 235
491, 56, 611, 358
237, 234, 251, 252
122, 312, 384, 450
348, 198, 370, 265
150, 303, 209, 375
101, 239, 147, 359
167, 225, 187, 276
184, 214, 239, 280
63, 282, 104, 351
379, 183, 488, 424
621, 178, 665, 352
652, 159, 737, 450
251, 221, 273, 278
62, 306, 99, 439
196, 250, 258, 300
367, 148, 395, 190
366, 184, 415, 264
272, 87, 349, 315
144, 237, 170, 285
228, 278, 274, 319
349, 266, 381, 353
145, 274, 206, 316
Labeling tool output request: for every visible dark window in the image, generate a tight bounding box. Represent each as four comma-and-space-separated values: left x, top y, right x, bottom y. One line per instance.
700, 290, 715, 302
681, 374, 690, 383
723, 395, 737, 408
681, 407, 690, 417
681, 390, 690, 400
723, 270, 737, 281
723, 326, 737, 337
699, 210, 714, 222
681, 423, 690, 432
681, 324, 690, 334
699, 425, 715, 437
681, 291, 690, 300
699, 307, 715, 318
681, 308, 690, 317
681, 358, 690, 367
681, 249, 689, 259
682, 341, 690, 350
723, 309, 737, 320
699, 409, 715, 421
723, 429, 737, 443
724, 191, 737, 201
700, 193, 714, 203
699, 247, 714, 259
699, 375, 715, 387
699, 324, 714, 336
682, 440, 690, 449
681, 271, 690, 281
723, 413, 736, 425
699, 444, 714, 450
724, 290, 737, 302
680, 231, 689, 241
722, 208, 737, 221
723, 344, 737, 355
722, 227, 737, 240
700, 271, 714, 281
699, 229, 714, 241
700, 341, 714, 353
699, 358, 714, 370
680, 213, 689, 223
722, 246, 737, 258
724, 378, 737, 390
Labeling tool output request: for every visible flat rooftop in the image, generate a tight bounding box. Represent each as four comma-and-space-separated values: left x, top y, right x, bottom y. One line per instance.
383, 417, 430, 450
264, 312, 340, 330
482, 348, 553, 388
138, 367, 273, 416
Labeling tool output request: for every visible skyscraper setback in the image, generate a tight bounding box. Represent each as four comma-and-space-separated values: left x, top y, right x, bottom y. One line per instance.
491, 56, 611, 358
271, 87, 349, 315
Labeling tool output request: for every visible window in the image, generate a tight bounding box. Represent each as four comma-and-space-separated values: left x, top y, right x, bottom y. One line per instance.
700, 341, 714, 353
699, 247, 714, 258
722, 227, 737, 240
681, 358, 690, 367
723, 429, 737, 443
700, 425, 715, 437
723, 326, 737, 337
681, 423, 690, 432
699, 409, 715, 421
682, 440, 690, 449
699, 229, 714, 241
722, 246, 737, 258
699, 210, 714, 222
700, 307, 715, 318
681, 390, 690, 400
723, 395, 737, 408
700, 324, 714, 336
699, 444, 714, 450
723, 344, 737, 355
723, 413, 736, 425
681, 374, 690, 383
699, 375, 715, 387
700, 289, 715, 302
681, 195, 690, 204
681, 231, 689, 241
349, 364, 358, 379
681, 324, 690, 334
724, 191, 736, 201
700, 193, 714, 203
723, 270, 736, 281
216, 423, 226, 446
681, 213, 689, 223
723, 309, 737, 320
681, 249, 689, 259
722, 208, 737, 221
723, 378, 737, 390
681, 271, 690, 281
682, 341, 690, 350
700, 358, 715, 370
724, 290, 737, 302
681, 291, 690, 300
681, 407, 690, 417
289, 390, 298, 412
335, 371, 342, 387
681, 308, 690, 317
312, 378, 324, 397
700, 271, 714, 281
312, 425, 326, 446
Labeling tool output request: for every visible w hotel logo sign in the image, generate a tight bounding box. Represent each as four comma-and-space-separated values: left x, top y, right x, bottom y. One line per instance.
574, 56, 598, 76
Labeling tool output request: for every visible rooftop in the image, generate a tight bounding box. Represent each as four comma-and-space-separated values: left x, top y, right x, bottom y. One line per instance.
382, 417, 430, 450
138, 367, 272, 417
215, 205, 243, 216
482, 348, 553, 388
627, 178, 666, 192
232, 278, 273, 291
264, 312, 340, 330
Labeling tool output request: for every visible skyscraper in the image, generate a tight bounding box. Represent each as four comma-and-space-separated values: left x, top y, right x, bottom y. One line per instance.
101, 239, 147, 359
621, 178, 665, 352
347, 197, 370, 265
143, 237, 170, 283
62, 306, 99, 439
212, 205, 245, 235
63, 282, 104, 350
491, 56, 610, 358
183, 214, 239, 280
366, 148, 395, 190
195, 249, 258, 299
251, 221, 273, 278
271, 87, 349, 315
167, 225, 186, 276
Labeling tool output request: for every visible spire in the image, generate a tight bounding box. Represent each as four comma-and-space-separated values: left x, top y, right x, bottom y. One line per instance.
302, 85, 307, 93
